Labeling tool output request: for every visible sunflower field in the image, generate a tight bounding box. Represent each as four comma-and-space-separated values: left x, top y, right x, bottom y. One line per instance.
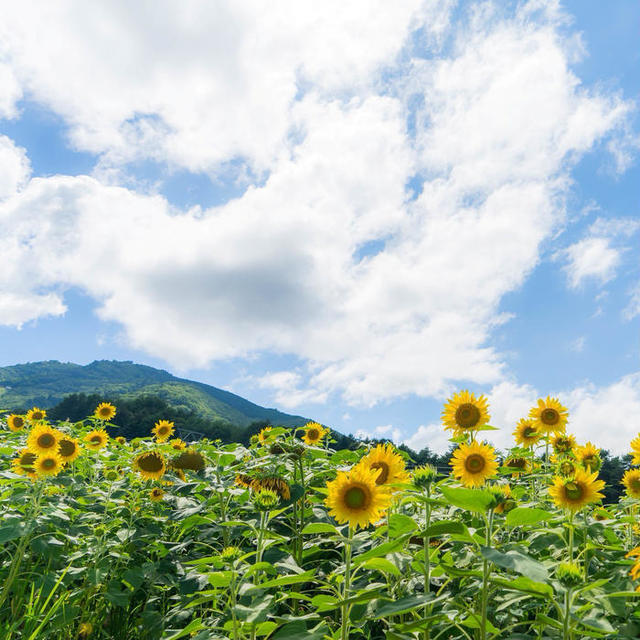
1, 394, 640, 640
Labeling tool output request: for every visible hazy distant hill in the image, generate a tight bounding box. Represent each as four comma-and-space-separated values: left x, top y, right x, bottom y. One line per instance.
0, 360, 310, 428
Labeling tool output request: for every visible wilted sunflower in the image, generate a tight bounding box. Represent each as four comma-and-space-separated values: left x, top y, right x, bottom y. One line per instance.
94, 402, 116, 421
252, 475, 291, 500
7, 414, 25, 432
630, 435, 640, 466
171, 449, 205, 471
302, 421, 328, 446
133, 451, 166, 480
84, 429, 109, 451
35, 453, 64, 477
173, 468, 186, 482
168, 438, 186, 451
622, 469, 640, 499
355, 443, 409, 490
26, 407, 47, 422
442, 390, 490, 436
529, 397, 568, 434
150, 420, 173, 443
149, 488, 165, 502
26, 424, 61, 456
512, 419, 540, 447
11, 449, 37, 478
548, 468, 605, 512
235, 473, 253, 489
257, 426, 273, 444
58, 436, 81, 464
450, 440, 499, 488
552, 433, 576, 454
325, 465, 391, 530
504, 456, 531, 477
576, 442, 601, 472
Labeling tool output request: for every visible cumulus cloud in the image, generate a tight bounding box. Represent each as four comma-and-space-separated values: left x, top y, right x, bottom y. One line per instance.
0, 135, 31, 199
563, 236, 622, 288
0, 0, 636, 410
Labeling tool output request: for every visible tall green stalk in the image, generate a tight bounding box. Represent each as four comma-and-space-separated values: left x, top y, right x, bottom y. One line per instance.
480, 509, 494, 640
423, 492, 432, 640
341, 528, 353, 640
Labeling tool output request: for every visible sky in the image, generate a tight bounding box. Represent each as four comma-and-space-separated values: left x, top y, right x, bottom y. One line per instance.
0, 0, 638, 454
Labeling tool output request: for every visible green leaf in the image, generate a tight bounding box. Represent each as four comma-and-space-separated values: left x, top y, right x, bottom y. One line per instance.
0, 519, 28, 543
164, 618, 204, 640
353, 536, 409, 566
207, 571, 232, 587
361, 558, 401, 577
245, 570, 315, 592
422, 520, 466, 537
506, 507, 554, 527
480, 546, 549, 582
387, 513, 418, 537
301, 522, 340, 535
440, 486, 495, 513
233, 595, 273, 623
372, 594, 447, 618
490, 575, 553, 598
461, 614, 500, 634
272, 621, 328, 640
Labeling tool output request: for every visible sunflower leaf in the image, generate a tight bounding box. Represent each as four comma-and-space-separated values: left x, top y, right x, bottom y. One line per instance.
440, 486, 495, 513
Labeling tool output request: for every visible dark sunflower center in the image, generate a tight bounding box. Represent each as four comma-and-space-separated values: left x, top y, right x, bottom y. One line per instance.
139, 454, 164, 472
564, 482, 583, 501
555, 438, 571, 451
20, 452, 36, 468
631, 478, 640, 491
583, 455, 596, 465
90, 435, 102, 444
158, 426, 169, 435
541, 408, 559, 425
508, 458, 526, 469
59, 440, 76, 457
13, 417, 24, 428
99, 408, 111, 417
523, 426, 536, 439
370, 461, 390, 485
344, 486, 368, 509
37, 433, 56, 449
32, 411, 44, 420
465, 454, 485, 474
307, 428, 319, 440
455, 403, 481, 429
42, 458, 56, 470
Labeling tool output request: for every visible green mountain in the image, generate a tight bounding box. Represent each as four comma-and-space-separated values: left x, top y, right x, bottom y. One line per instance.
0, 360, 310, 428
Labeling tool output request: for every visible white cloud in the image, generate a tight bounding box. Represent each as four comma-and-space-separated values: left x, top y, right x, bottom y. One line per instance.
563, 236, 622, 288
569, 336, 586, 353
0, 62, 22, 119
355, 424, 404, 442
0, 135, 30, 200
403, 422, 451, 454
0, 1, 636, 410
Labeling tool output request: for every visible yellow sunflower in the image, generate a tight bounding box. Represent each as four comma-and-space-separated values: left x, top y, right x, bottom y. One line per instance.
512, 418, 540, 447
11, 448, 37, 478
58, 436, 81, 464
169, 438, 186, 451
548, 468, 605, 512
450, 440, 499, 488
492, 484, 514, 514
252, 475, 291, 500
133, 451, 166, 480
26, 424, 61, 456
630, 435, 640, 465
626, 548, 640, 581
622, 469, 640, 499
257, 426, 273, 444
149, 488, 165, 502
551, 433, 576, 454
35, 453, 64, 477
78, 622, 93, 638
553, 455, 578, 478
504, 456, 531, 477
174, 468, 186, 482
84, 429, 109, 451
7, 414, 26, 432
152, 420, 175, 443
355, 443, 409, 490
529, 397, 568, 434
26, 407, 47, 422
302, 422, 328, 446
576, 441, 601, 472
442, 390, 490, 436
325, 465, 392, 530
94, 402, 116, 421
115, 436, 126, 445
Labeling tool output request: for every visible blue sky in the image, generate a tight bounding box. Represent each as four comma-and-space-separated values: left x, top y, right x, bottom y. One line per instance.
0, 1, 638, 453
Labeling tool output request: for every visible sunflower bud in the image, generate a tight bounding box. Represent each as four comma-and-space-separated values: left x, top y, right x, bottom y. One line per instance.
412, 464, 438, 490
221, 546, 243, 564
556, 562, 582, 588
253, 488, 279, 511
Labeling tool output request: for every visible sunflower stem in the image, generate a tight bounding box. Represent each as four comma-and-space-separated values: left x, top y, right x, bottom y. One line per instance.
562, 588, 572, 640
567, 512, 574, 563
341, 527, 353, 640
480, 509, 494, 640
423, 491, 432, 640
